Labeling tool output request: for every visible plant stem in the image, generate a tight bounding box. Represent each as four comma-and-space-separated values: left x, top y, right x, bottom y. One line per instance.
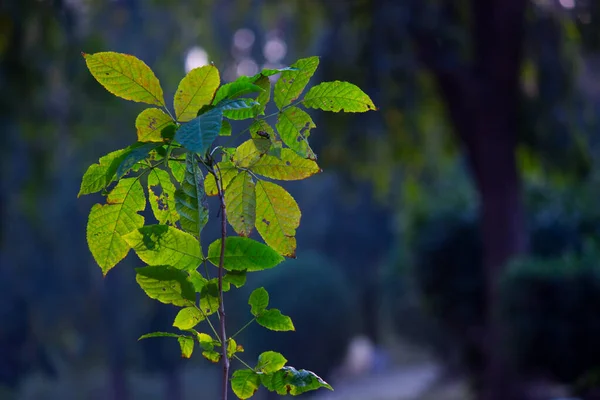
214, 164, 230, 400
230, 318, 256, 340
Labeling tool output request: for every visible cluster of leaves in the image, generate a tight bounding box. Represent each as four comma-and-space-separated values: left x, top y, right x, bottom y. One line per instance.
78, 51, 375, 398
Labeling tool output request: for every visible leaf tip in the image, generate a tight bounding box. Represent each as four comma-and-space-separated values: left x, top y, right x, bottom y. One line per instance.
81, 51, 88, 58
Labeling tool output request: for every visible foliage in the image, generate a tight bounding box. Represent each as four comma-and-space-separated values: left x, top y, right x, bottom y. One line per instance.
79, 51, 375, 398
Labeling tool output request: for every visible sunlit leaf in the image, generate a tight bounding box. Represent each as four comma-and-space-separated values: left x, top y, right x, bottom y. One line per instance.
188, 270, 207, 293
148, 168, 179, 224
175, 153, 209, 237
254, 66, 298, 77
116, 142, 161, 179
273, 56, 319, 109
255, 181, 300, 258
138, 331, 182, 340
276, 107, 316, 159
199, 281, 220, 316
135, 108, 175, 142
168, 158, 186, 182
87, 178, 145, 274
225, 172, 256, 236
257, 351, 287, 374
204, 161, 239, 196
261, 367, 332, 395
227, 338, 239, 358
123, 224, 202, 270
174, 64, 220, 122
202, 350, 221, 363
213, 79, 264, 105
219, 120, 232, 136
78, 148, 128, 196
82, 51, 165, 106
256, 309, 294, 332
207, 237, 284, 271
253, 75, 271, 116
222, 98, 259, 120
175, 108, 223, 155
248, 287, 269, 317
173, 307, 204, 330
178, 336, 194, 358
231, 369, 260, 399
302, 80, 376, 112
233, 138, 270, 169
135, 265, 195, 306
224, 270, 247, 288
251, 148, 321, 180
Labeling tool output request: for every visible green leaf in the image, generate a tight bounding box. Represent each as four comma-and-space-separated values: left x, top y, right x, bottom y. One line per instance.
261, 367, 332, 395
202, 350, 221, 363
168, 159, 186, 182
233, 139, 271, 169
213, 79, 264, 105
224, 270, 247, 288
207, 237, 284, 271
251, 148, 321, 181
196, 332, 216, 351
178, 336, 194, 358
255, 67, 298, 77
302, 80, 376, 112
276, 106, 316, 160
174, 153, 209, 237
227, 338, 239, 358
256, 309, 294, 332
138, 331, 182, 340
135, 265, 196, 306
116, 142, 161, 179
148, 168, 179, 224
231, 369, 260, 399
250, 120, 283, 158
273, 56, 319, 109
225, 172, 256, 236
255, 181, 300, 258
87, 178, 145, 274
135, 108, 175, 142
123, 225, 202, 270
204, 161, 239, 196
174, 64, 220, 122
175, 108, 223, 155
199, 281, 220, 316
188, 270, 207, 293
82, 51, 165, 106
173, 307, 203, 330
257, 351, 287, 374
78, 148, 128, 196
219, 120, 232, 136
253, 75, 271, 116
222, 98, 259, 120
248, 287, 269, 317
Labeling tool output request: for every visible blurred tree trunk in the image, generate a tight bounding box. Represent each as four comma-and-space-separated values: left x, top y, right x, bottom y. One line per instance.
413, 0, 529, 398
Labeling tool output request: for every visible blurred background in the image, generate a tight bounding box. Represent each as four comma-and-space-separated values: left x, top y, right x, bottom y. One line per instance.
3, 0, 600, 399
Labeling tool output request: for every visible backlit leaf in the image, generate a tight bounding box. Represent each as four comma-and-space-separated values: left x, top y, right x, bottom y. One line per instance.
168, 159, 186, 182
227, 338, 239, 358
257, 351, 287, 374
261, 367, 332, 395
188, 270, 207, 293
254, 66, 298, 77
253, 75, 270, 115
116, 142, 161, 179
135, 265, 195, 306
255, 181, 300, 258
175, 108, 223, 155
148, 168, 179, 224
178, 336, 194, 358
222, 98, 259, 120
251, 148, 321, 180
78, 148, 128, 196
256, 309, 294, 332
225, 172, 256, 236
233, 139, 270, 169
135, 108, 175, 142
219, 120, 232, 136
138, 332, 182, 340
174, 64, 220, 122
199, 281, 220, 316
87, 178, 145, 274
82, 51, 165, 106
204, 161, 239, 196
173, 307, 203, 330
273, 56, 319, 109
231, 369, 260, 399
213, 79, 264, 105
248, 287, 269, 316
276, 107, 316, 159
123, 224, 202, 270
302, 80, 376, 112
207, 237, 284, 271
174, 153, 209, 237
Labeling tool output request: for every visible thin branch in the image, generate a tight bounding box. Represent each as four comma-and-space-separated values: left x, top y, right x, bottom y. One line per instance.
233, 355, 254, 370
230, 318, 256, 340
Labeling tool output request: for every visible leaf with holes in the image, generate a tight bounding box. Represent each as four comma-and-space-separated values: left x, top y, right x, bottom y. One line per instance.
225, 172, 256, 236
256, 309, 294, 332
207, 237, 284, 271
174, 64, 220, 122
87, 178, 145, 274
204, 161, 239, 196
276, 107, 316, 160
302, 80, 376, 112
231, 369, 260, 399
82, 51, 165, 106
175, 108, 223, 155
174, 153, 209, 237
255, 181, 300, 258
173, 307, 204, 330
136, 108, 175, 142
148, 168, 178, 224
123, 225, 202, 270
273, 56, 319, 109
250, 148, 321, 181
135, 265, 195, 307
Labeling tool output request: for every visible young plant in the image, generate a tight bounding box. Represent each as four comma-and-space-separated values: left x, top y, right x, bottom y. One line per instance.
78, 51, 376, 399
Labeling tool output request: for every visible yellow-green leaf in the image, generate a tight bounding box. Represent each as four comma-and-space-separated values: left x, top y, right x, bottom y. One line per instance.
174, 65, 220, 122
231, 369, 260, 399
78, 148, 128, 197
253, 75, 271, 116
148, 168, 179, 224
257, 351, 287, 373
274, 56, 319, 109
254, 181, 300, 257
276, 106, 316, 160
233, 139, 270, 169
178, 336, 194, 358
135, 265, 196, 307
251, 148, 321, 180
173, 307, 203, 330
302, 80, 376, 112
204, 161, 239, 196
135, 108, 175, 142
248, 287, 269, 317
123, 224, 202, 270
256, 309, 295, 332
82, 51, 165, 106
225, 172, 256, 237
86, 178, 145, 275
207, 237, 284, 271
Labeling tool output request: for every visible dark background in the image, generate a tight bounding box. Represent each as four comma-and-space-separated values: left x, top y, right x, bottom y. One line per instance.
2, 0, 600, 399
